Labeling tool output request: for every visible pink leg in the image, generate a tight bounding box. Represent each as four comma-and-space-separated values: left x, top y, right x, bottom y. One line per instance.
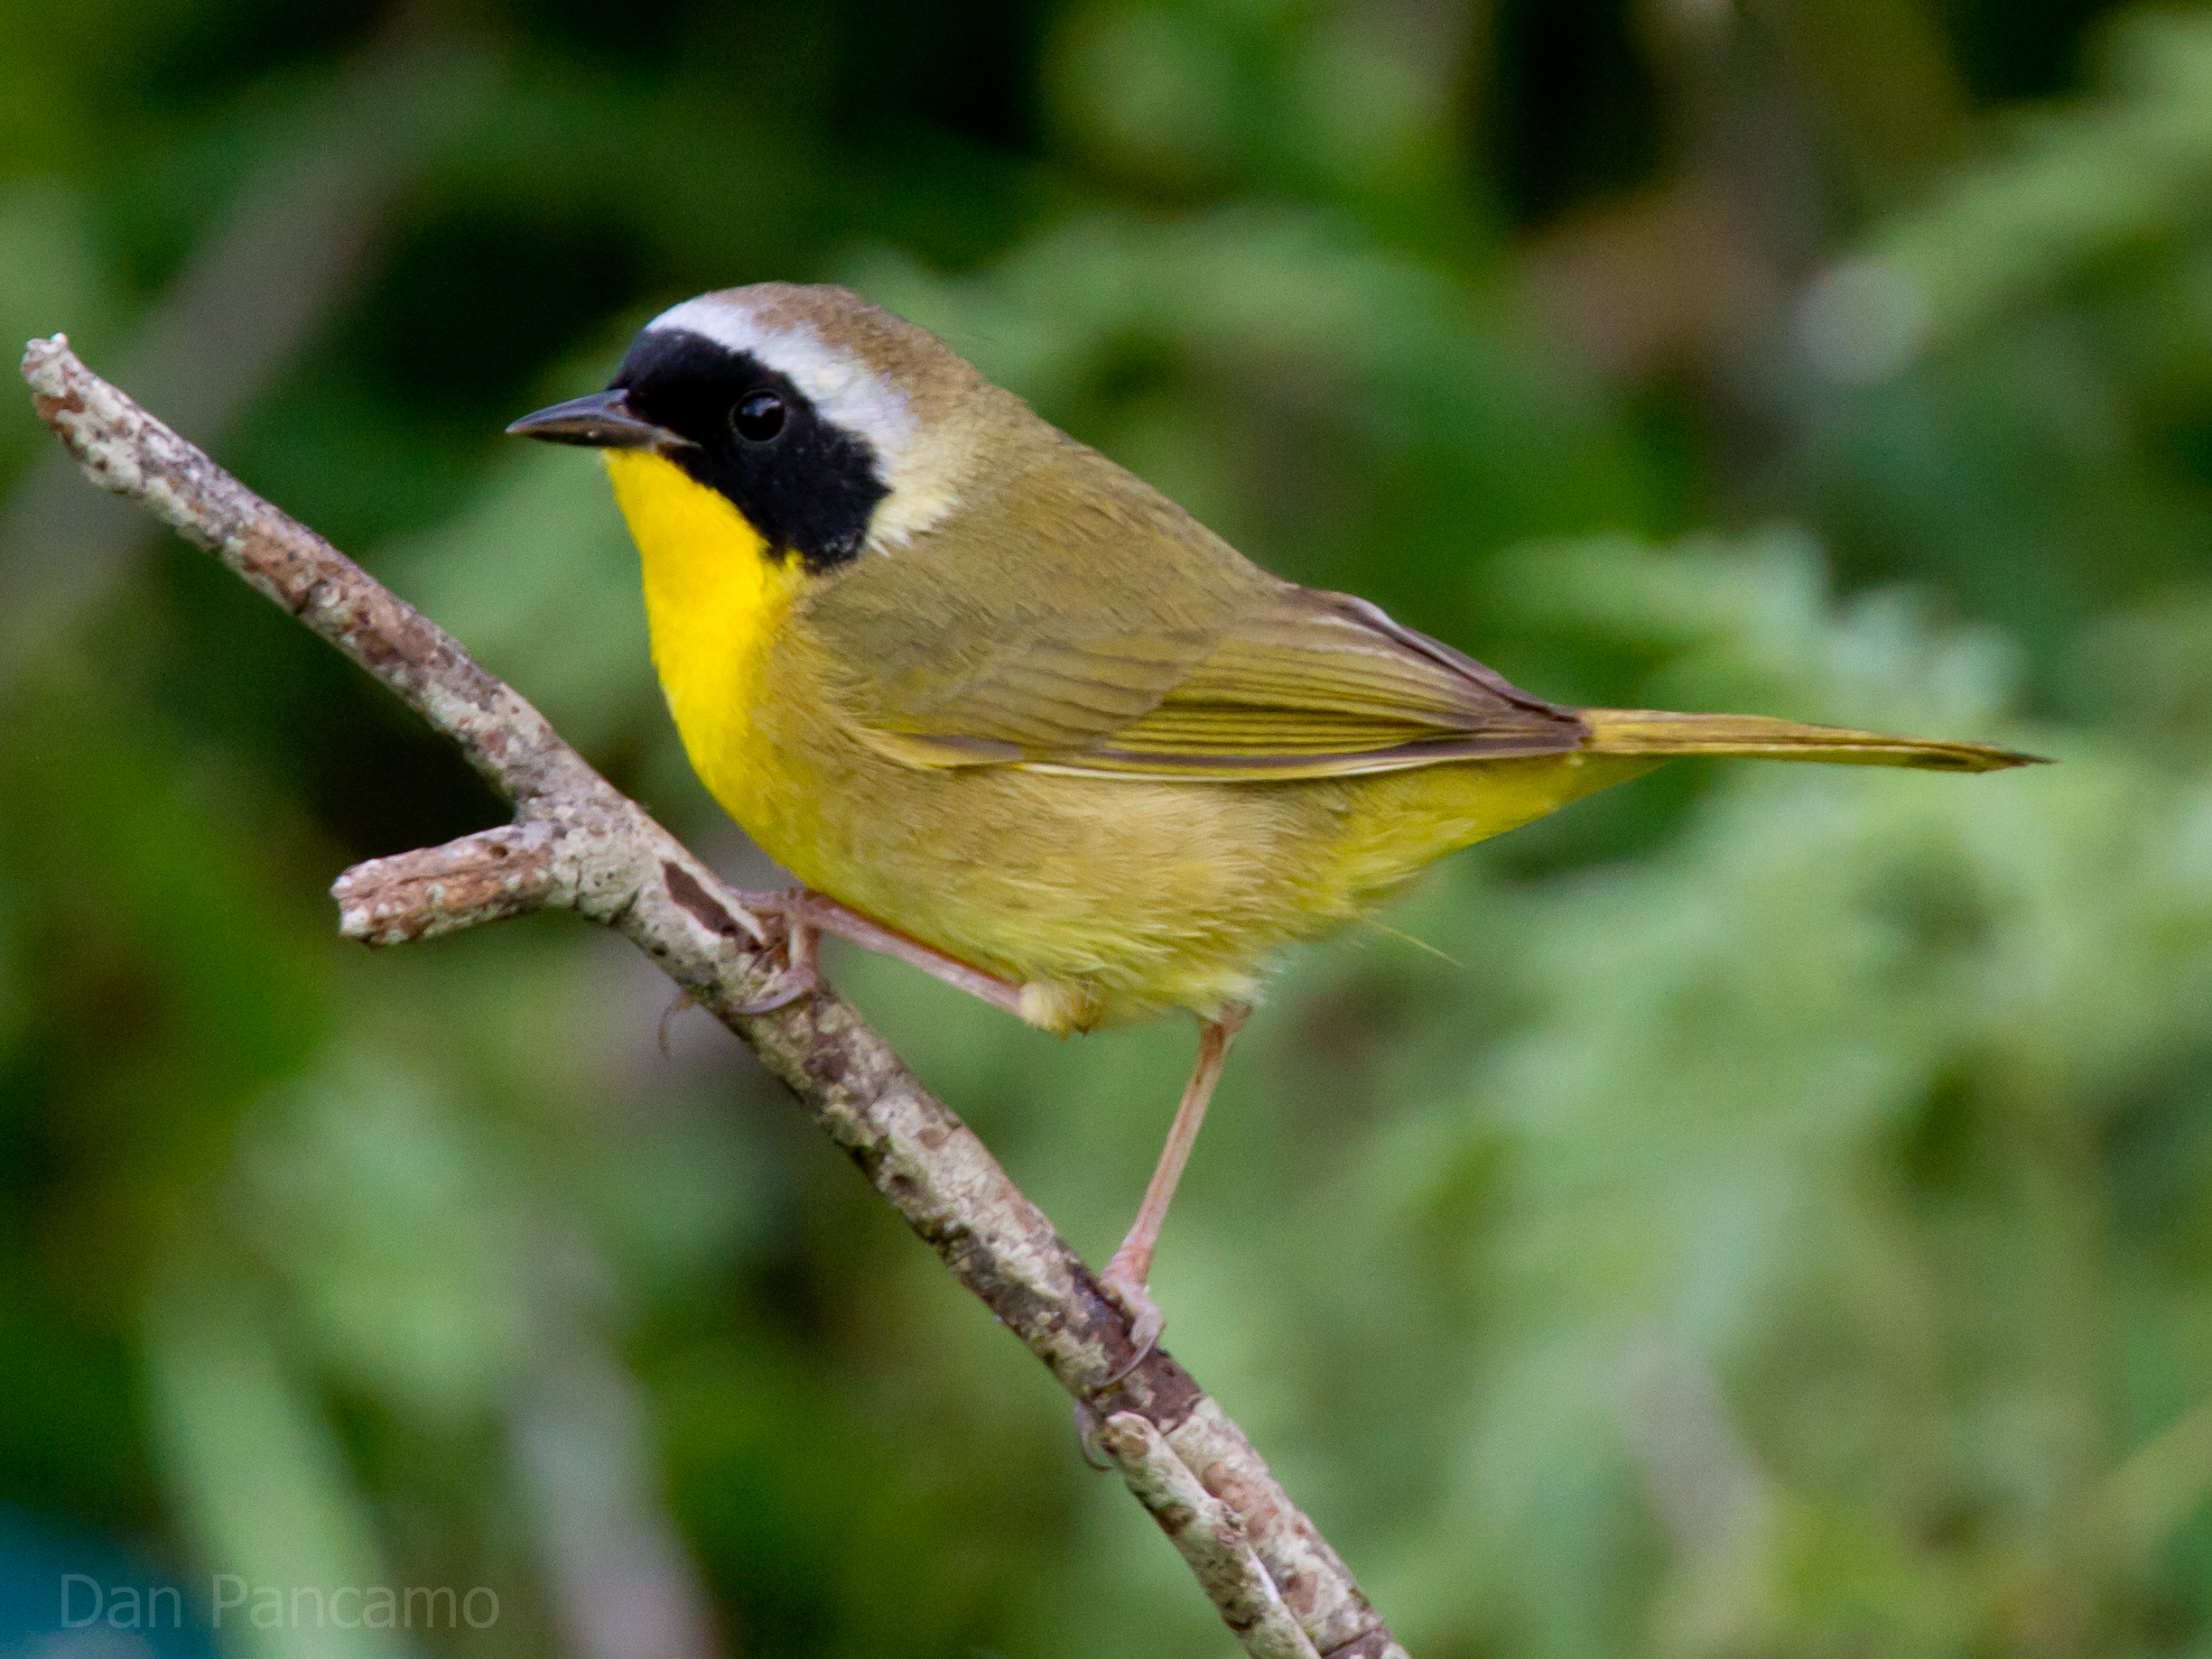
1100, 1002, 1252, 1372
735, 889, 1024, 1019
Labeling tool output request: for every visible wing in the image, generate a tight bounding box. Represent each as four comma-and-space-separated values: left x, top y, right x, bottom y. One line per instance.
804, 442, 1586, 781
1024, 585, 1587, 778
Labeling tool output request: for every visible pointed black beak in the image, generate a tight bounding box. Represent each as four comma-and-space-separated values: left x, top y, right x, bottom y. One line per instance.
506, 388, 682, 450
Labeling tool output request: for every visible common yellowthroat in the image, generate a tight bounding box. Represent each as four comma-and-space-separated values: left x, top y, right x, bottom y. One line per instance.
510, 283, 2037, 1355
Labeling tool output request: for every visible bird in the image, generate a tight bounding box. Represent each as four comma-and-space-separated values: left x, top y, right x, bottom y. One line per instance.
508, 283, 2040, 1366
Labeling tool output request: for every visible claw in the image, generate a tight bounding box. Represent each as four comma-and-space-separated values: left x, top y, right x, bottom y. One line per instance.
1097, 1256, 1166, 1387
1073, 1400, 1118, 1471
657, 989, 698, 1053
734, 913, 821, 1015
735, 959, 819, 1014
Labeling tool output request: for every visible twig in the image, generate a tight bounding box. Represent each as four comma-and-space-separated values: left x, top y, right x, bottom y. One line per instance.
22, 335, 1410, 1659
1093, 1413, 1323, 1659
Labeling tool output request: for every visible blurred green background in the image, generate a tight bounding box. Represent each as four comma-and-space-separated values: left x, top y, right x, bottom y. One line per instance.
5, 1, 2212, 1654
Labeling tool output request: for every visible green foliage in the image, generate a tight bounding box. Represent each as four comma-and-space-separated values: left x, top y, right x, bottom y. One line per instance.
5, 2, 2212, 1655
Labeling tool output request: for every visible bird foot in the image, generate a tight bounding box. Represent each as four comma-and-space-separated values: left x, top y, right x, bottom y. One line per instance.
730, 888, 1025, 1018
730, 892, 822, 1014
1098, 1251, 1165, 1386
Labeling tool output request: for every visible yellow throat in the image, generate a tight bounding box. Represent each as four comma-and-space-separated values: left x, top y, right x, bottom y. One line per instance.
602, 450, 809, 818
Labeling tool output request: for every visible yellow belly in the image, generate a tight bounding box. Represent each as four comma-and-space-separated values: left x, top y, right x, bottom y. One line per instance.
605, 451, 1644, 1027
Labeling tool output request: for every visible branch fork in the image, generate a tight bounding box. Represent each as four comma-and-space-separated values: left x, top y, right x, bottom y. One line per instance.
22, 333, 1408, 1659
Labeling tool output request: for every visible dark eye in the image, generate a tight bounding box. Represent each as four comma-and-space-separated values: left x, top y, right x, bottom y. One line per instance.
731, 390, 786, 443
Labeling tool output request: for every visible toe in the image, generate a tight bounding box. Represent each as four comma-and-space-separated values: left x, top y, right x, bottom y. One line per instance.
735, 946, 820, 1015
1072, 1401, 1117, 1471
1098, 1265, 1165, 1381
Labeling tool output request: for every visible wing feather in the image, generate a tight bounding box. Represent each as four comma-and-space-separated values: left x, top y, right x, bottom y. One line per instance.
804, 440, 1585, 779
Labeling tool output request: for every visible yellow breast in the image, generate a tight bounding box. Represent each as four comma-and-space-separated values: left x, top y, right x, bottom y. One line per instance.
603, 451, 811, 830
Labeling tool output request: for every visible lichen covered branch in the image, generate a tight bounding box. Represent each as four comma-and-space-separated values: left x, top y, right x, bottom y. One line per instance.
333, 822, 571, 943
1096, 1412, 1324, 1659
21, 334, 1409, 1659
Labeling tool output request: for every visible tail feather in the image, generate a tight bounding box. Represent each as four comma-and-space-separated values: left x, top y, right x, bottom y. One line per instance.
1582, 709, 2046, 773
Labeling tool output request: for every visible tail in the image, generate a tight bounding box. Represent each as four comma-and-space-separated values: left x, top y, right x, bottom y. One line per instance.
1582, 709, 2046, 773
